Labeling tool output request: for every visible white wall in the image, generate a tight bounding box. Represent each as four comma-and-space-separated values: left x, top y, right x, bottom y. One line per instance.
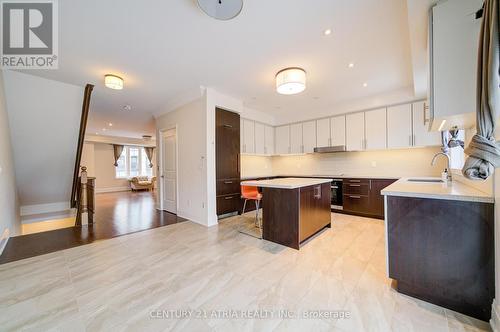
0, 71, 21, 251
271, 147, 446, 177
3, 71, 83, 217
273, 86, 416, 125
156, 98, 208, 226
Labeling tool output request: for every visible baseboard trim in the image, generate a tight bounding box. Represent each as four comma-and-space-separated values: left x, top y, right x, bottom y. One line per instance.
177, 211, 205, 227
491, 299, 499, 332
95, 186, 131, 194
20, 202, 70, 216
0, 228, 10, 256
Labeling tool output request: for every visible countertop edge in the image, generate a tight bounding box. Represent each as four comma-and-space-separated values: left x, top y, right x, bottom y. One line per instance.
381, 190, 494, 204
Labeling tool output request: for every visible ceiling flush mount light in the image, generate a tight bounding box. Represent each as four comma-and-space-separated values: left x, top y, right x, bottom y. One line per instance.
323, 29, 332, 36
197, 0, 243, 20
275, 67, 306, 95
104, 74, 124, 90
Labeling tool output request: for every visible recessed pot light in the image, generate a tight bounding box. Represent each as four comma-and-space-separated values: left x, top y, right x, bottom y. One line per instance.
108, 123, 113, 127
363, 82, 368, 87
324, 29, 332, 36
348, 63, 355, 68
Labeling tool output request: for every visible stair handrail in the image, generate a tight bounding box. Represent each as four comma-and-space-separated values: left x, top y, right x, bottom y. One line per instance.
70, 84, 94, 208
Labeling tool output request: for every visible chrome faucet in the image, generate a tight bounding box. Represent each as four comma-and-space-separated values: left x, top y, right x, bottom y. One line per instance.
431, 152, 452, 182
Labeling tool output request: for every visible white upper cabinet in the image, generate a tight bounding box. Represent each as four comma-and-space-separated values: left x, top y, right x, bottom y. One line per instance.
331, 115, 346, 146
302, 121, 316, 153
290, 123, 303, 154
242, 119, 255, 154
316, 118, 330, 147
365, 108, 387, 150
275, 125, 290, 155
431, 0, 482, 130
254, 122, 265, 155
264, 125, 274, 155
387, 104, 412, 149
346, 113, 365, 151
412, 101, 441, 147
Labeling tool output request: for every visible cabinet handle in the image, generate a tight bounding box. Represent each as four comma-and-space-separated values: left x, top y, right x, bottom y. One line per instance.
223, 124, 233, 128
413, 134, 416, 146
409, 135, 412, 146
349, 184, 361, 187
349, 195, 361, 199
328, 138, 332, 146
224, 181, 233, 184
301, 145, 304, 153
225, 196, 234, 200
314, 186, 321, 199
349, 179, 361, 183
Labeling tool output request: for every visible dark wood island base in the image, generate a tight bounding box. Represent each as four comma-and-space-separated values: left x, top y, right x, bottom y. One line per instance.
262, 182, 331, 250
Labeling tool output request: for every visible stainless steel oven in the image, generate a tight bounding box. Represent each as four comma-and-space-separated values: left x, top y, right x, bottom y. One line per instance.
331, 179, 343, 210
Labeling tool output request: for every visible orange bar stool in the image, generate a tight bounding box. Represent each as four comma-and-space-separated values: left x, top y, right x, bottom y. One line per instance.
241, 185, 263, 228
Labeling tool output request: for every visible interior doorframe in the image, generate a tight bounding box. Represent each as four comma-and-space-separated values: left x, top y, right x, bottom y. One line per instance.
158, 125, 179, 213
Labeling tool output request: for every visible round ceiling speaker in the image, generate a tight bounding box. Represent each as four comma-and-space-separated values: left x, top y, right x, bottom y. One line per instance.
197, 0, 243, 20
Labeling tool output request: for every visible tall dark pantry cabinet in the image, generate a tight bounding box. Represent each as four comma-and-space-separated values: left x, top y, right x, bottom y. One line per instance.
216, 108, 241, 217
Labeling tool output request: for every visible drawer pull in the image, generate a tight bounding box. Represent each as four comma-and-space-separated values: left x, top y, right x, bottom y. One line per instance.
224, 196, 234, 200
349, 195, 361, 199
224, 181, 233, 184
223, 124, 233, 128
349, 180, 361, 183
349, 184, 361, 187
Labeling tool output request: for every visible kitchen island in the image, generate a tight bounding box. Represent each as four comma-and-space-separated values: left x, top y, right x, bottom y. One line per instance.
241, 178, 332, 249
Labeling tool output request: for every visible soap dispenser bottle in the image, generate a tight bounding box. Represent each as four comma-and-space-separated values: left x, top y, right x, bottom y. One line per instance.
442, 168, 449, 182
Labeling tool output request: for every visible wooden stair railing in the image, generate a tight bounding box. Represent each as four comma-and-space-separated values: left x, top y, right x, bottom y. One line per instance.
75, 166, 95, 226
71, 84, 94, 225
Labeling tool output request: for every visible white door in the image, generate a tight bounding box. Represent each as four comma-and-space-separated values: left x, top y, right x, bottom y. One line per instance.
346, 113, 365, 151
412, 101, 442, 147
290, 123, 303, 154
365, 108, 387, 150
243, 119, 255, 154
161, 128, 177, 214
316, 118, 330, 147
264, 125, 274, 155
331, 115, 346, 146
275, 125, 290, 154
254, 122, 265, 155
302, 121, 316, 153
387, 104, 413, 149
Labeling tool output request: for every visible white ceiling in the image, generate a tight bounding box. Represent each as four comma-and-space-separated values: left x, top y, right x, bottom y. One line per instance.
23, 0, 431, 137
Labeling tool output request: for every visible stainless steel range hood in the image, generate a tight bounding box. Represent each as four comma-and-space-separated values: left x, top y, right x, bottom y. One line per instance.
313, 146, 347, 153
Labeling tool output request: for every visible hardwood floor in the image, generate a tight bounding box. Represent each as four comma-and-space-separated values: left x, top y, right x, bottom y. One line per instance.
0, 191, 185, 264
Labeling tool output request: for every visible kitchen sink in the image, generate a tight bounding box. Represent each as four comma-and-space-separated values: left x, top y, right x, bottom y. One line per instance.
407, 178, 445, 183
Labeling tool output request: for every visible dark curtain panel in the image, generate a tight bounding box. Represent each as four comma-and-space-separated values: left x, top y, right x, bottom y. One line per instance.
462, 0, 500, 180
112, 144, 124, 167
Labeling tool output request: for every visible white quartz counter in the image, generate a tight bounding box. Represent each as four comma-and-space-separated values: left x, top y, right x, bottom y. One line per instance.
381, 177, 494, 203
241, 177, 332, 189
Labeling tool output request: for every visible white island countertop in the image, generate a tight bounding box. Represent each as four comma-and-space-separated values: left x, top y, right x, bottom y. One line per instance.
241, 177, 332, 189
382, 178, 494, 203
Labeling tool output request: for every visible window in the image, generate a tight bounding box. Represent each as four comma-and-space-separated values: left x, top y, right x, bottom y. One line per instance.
115, 146, 154, 178
448, 130, 466, 170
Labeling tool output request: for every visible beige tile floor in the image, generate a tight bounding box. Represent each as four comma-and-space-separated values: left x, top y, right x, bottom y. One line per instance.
0, 213, 491, 331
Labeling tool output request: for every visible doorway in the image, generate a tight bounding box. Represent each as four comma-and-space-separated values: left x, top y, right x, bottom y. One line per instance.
160, 128, 177, 214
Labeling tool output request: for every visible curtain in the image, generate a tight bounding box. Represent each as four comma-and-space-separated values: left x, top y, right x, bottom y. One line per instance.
144, 147, 155, 168
112, 144, 124, 167
462, 0, 500, 180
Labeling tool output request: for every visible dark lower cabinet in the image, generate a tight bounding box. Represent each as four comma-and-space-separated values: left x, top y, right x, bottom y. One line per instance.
216, 108, 240, 217
387, 195, 495, 321
342, 178, 397, 219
